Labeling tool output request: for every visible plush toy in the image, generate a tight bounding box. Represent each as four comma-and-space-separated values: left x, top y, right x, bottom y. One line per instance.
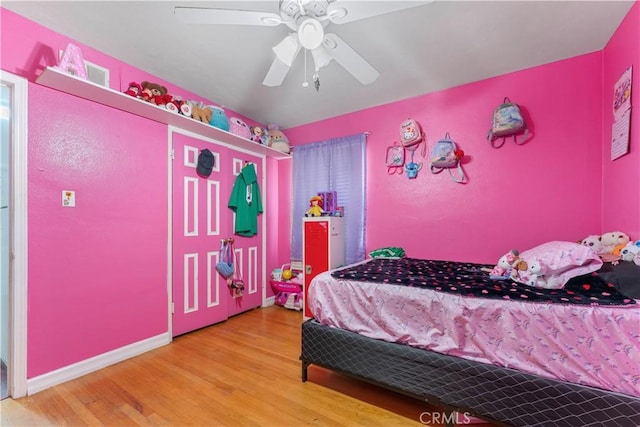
526, 260, 548, 286
140, 81, 168, 105
266, 123, 291, 154
124, 82, 142, 98
250, 126, 267, 144
580, 232, 630, 263
189, 102, 213, 123
601, 231, 630, 254
620, 240, 640, 265
305, 195, 325, 217
209, 106, 230, 131
580, 235, 604, 254
165, 96, 192, 117
490, 249, 527, 280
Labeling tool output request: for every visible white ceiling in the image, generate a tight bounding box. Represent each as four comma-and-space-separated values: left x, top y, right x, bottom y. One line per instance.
2, 1, 635, 129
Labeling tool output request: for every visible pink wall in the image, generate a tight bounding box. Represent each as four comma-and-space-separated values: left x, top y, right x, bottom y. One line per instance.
285, 52, 607, 264
1, 8, 275, 378
27, 85, 169, 376
602, 1, 640, 238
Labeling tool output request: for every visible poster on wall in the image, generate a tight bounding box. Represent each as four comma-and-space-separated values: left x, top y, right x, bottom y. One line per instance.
611, 66, 632, 160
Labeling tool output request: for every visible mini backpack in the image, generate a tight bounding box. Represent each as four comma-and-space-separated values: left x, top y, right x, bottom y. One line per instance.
487, 97, 529, 148
399, 118, 424, 148
429, 132, 466, 183
385, 141, 405, 174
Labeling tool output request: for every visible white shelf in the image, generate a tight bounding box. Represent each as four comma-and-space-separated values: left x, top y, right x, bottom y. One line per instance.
35, 66, 291, 160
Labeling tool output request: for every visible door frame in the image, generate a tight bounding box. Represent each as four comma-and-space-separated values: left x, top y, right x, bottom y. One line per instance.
1, 71, 28, 398
167, 126, 267, 337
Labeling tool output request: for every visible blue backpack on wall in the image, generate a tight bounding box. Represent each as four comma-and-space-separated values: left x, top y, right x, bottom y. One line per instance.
487, 97, 529, 148
429, 132, 466, 183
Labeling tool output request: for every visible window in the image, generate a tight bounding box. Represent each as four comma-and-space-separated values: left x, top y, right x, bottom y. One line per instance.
291, 133, 366, 264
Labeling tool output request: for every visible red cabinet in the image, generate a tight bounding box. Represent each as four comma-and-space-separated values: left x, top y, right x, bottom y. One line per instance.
302, 217, 345, 319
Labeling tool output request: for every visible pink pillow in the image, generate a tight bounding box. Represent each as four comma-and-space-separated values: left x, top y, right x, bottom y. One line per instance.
515, 241, 603, 289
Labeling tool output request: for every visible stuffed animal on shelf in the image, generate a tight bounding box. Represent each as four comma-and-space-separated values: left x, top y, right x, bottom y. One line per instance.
140, 81, 168, 105
124, 82, 142, 98
266, 123, 291, 154
189, 102, 213, 123
305, 195, 325, 217
209, 106, 230, 131
250, 126, 267, 144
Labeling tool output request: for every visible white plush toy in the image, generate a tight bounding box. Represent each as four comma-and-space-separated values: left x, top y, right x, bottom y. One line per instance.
601, 231, 630, 253
620, 240, 640, 266
526, 260, 548, 287
580, 235, 604, 254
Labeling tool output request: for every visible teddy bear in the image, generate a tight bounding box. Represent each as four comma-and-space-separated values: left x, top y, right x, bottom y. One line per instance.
140, 81, 168, 105
266, 123, 290, 154
620, 240, 640, 266
526, 260, 548, 287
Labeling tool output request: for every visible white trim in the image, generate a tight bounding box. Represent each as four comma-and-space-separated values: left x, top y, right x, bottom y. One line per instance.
27, 333, 170, 395
166, 129, 174, 338
1, 71, 28, 399
167, 126, 268, 308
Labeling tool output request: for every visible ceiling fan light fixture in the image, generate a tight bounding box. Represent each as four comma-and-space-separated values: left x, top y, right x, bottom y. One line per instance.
297, 18, 324, 50
311, 46, 332, 70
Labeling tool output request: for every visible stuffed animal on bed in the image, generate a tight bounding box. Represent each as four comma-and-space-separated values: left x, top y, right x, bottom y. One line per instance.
526, 260, 548, 286
580, 232, 630, 263
490, 249, 528, 280
620, 240, 640, 266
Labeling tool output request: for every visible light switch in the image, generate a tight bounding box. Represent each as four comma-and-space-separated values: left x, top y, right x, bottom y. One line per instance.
62, 190, 75, 207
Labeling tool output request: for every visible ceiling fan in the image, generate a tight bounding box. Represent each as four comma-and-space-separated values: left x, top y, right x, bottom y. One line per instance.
174, 0, 431, 88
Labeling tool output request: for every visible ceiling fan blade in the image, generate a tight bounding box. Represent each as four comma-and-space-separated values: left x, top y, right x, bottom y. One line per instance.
327, 1, 432, 25
272, 33, 301, 67
323, 33, 379, 85
263, 55, 297, 87
174, 6, 282, 26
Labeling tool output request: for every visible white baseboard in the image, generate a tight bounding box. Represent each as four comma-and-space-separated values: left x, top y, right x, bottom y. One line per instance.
262, 296, 275, 307
27, 332, 171, 395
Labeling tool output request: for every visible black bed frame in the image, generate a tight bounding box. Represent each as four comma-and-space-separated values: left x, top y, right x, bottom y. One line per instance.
301, 319, 640, 427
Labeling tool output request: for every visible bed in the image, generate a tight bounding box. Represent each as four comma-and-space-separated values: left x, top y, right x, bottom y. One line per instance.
300, 249, 640, 426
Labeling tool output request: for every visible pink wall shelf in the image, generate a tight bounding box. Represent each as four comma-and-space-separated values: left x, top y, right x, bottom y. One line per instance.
35, 66, 291, 160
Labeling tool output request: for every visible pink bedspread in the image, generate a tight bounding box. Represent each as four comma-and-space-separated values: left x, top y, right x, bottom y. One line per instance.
308, 267, 640, 398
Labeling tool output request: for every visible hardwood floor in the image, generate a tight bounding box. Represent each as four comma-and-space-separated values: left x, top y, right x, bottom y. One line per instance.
1, 306, 495, 426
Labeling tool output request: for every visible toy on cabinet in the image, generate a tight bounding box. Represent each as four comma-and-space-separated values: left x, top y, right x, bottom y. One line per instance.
229, 117, 252, 139
305, 195, 325, 217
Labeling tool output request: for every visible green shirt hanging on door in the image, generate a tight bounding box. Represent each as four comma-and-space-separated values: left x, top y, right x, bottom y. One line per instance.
228, 163, 263, 236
